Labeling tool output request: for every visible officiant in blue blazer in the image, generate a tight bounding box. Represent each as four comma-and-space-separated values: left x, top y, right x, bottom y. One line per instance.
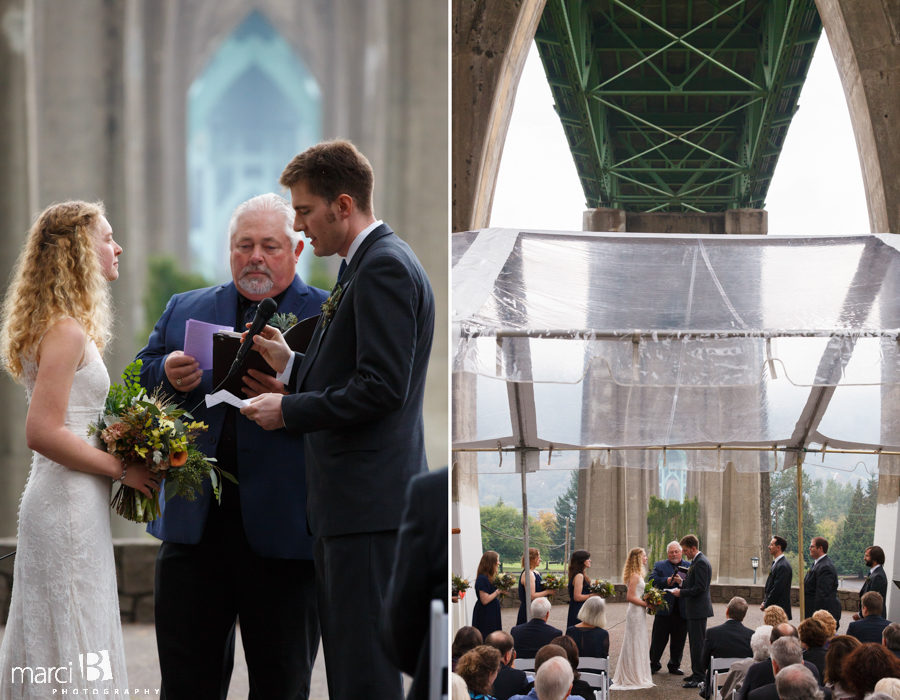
136, 193, 328, 700
648, 541, 689, 675
243, 140, 435, 700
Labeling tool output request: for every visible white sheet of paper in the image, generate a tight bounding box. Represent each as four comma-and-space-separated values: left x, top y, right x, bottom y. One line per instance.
184, 319, 233, 370
205, 390, 251, 409
664, 588, 678, 594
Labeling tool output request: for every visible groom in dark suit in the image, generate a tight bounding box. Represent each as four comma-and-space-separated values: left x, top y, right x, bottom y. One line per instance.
803, 537, 841, 628
137, 194, 328, 699
761, 535, 793, 619
243, 140, 435, 700
672, 534, 713, 688
648, 541, 688, 675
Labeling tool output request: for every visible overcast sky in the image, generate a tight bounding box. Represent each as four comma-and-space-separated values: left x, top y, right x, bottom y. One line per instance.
490, 32, 870, 236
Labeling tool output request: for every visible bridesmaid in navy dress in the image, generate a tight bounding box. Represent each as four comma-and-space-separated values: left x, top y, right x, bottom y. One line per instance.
517, 547, 553, 625
567, 550, 601, 629
472, 550, 504, 639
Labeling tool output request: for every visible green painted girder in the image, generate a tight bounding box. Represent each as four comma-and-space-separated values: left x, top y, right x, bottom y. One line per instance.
535, 0, 822, 213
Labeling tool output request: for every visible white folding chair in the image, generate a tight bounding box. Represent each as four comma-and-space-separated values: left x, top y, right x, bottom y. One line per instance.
579, 657, 610, 700
515, 657, 535, 673
710, 657, 746, 700
429, 599, 448, 700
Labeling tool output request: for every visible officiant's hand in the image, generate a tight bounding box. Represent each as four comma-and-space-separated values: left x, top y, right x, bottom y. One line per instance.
241, 368, 289, 398
241, 392, 285, 430
165, 351, 201, 393
241, 323, 290, 373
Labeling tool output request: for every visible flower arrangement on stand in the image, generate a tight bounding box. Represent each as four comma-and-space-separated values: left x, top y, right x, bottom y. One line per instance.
452, 574, 470, 599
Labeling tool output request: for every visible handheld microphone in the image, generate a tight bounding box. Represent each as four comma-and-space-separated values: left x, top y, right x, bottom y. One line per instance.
228, 296, 278, 377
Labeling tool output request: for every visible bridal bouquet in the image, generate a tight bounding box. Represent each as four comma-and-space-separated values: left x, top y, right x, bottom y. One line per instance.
541, 572, 567, 591
492, 572, 516, 593
588, 579, 616, 598
88, 360, 236, 523
642, 581, 668, 615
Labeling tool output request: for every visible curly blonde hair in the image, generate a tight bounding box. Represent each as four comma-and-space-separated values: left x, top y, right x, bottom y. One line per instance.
0, 201, 113, 380
622, 547, 646, 583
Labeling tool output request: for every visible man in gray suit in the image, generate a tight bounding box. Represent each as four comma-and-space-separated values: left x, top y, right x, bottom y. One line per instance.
673, 534, 713, 688
243, 140, 435, 700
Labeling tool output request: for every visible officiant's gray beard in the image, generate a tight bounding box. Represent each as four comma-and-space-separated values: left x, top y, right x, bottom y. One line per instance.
237, 264, 274, 294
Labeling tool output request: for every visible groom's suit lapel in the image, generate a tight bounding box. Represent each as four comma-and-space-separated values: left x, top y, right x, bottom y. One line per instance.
294, 225, 394, 391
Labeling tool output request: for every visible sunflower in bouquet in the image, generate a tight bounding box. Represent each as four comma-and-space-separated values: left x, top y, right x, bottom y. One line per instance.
642, 581, 669, 615
588, 579, 616, 598
88, 360, 237, 523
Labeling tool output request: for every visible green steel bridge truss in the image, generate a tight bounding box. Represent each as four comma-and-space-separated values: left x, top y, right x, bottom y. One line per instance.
535, 0, 822, 212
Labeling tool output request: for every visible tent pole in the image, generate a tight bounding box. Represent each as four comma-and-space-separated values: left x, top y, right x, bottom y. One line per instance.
522, 455, 531, 621
796, 452, 805, 620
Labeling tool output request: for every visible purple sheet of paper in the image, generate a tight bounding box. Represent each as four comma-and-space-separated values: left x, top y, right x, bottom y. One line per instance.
184, 319, 232, 370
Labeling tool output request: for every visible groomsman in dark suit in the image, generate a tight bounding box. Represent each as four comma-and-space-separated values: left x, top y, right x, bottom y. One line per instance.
648, 541, 688, 675
672, 534, 713, 688
803, 537, 841, 629
854, 545, 888, 620
761, 536, 793, 619
242, 140, 435, 700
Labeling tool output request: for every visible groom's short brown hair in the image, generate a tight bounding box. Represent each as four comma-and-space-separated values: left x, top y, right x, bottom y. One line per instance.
680, 534, 699, 550
279, 139, 374, 214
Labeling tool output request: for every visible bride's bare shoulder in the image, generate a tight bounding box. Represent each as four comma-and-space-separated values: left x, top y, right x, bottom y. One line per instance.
36, 319, 86, 364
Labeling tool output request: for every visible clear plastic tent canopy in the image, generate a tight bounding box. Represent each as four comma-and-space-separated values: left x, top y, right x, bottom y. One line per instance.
452, 229, 900, 475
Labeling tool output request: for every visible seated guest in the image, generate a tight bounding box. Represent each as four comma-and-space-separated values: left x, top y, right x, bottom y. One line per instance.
456, 645, 502, 700
822, 635, 861, 700
884, 622, 900, 659
451, 673, 469, 700
799, 616, 830, 681
847, 591, 891, 645
774, 664, 825, 700
511, 598, 563, 659
453, 627, 484, 671
485, 631, 530, 700
550, 636, 593, 700
875, 678, 900, 700
812, 610, 838, 645
840, 643, 900, 700
566, 596, 610, 659
763, 605, 789, 627
747, 637, 823, 700
739, 626, 821, 700
534, 657, 575, 700
720, 625, 773, 700
701, 597, 755, 698
508, 646, 585, 700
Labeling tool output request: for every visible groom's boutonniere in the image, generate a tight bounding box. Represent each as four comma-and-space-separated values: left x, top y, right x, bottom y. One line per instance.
320, 284, 344, 328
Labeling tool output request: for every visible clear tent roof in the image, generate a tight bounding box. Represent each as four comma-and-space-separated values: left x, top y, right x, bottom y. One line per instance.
452, 229, 900, 475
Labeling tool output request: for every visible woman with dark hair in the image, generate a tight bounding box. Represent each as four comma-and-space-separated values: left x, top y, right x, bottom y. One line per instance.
566, 595, 610, 659
840, 643, 900, 700
517, 547, 552, 625
452, 627, 484, 672
823, 635, 861, 699
472, 551, 504, 639
550, 635, 594, 699
798, 616, 829, 681
456, 645, 502, 700
567, 549, 600, 629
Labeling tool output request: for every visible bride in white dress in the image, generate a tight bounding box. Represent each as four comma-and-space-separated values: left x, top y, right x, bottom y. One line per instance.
0, 201, 159, 699
612, 547, 655, 690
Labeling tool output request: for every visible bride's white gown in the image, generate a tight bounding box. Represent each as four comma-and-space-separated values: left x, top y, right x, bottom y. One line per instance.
0, 345, 128, 698
611, 577, 654, 690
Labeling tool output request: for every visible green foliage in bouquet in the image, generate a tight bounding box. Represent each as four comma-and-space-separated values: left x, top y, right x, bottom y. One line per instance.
452, 574, 470, 597
642, 581, 669, 615
492, 572, 516, 592
588, 579, 615, 598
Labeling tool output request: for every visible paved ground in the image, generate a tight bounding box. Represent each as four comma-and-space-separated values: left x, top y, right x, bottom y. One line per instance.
499, 601, 800, 700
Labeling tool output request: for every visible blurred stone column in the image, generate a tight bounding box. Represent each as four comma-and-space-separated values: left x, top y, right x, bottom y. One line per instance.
0, 0, 31, 539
